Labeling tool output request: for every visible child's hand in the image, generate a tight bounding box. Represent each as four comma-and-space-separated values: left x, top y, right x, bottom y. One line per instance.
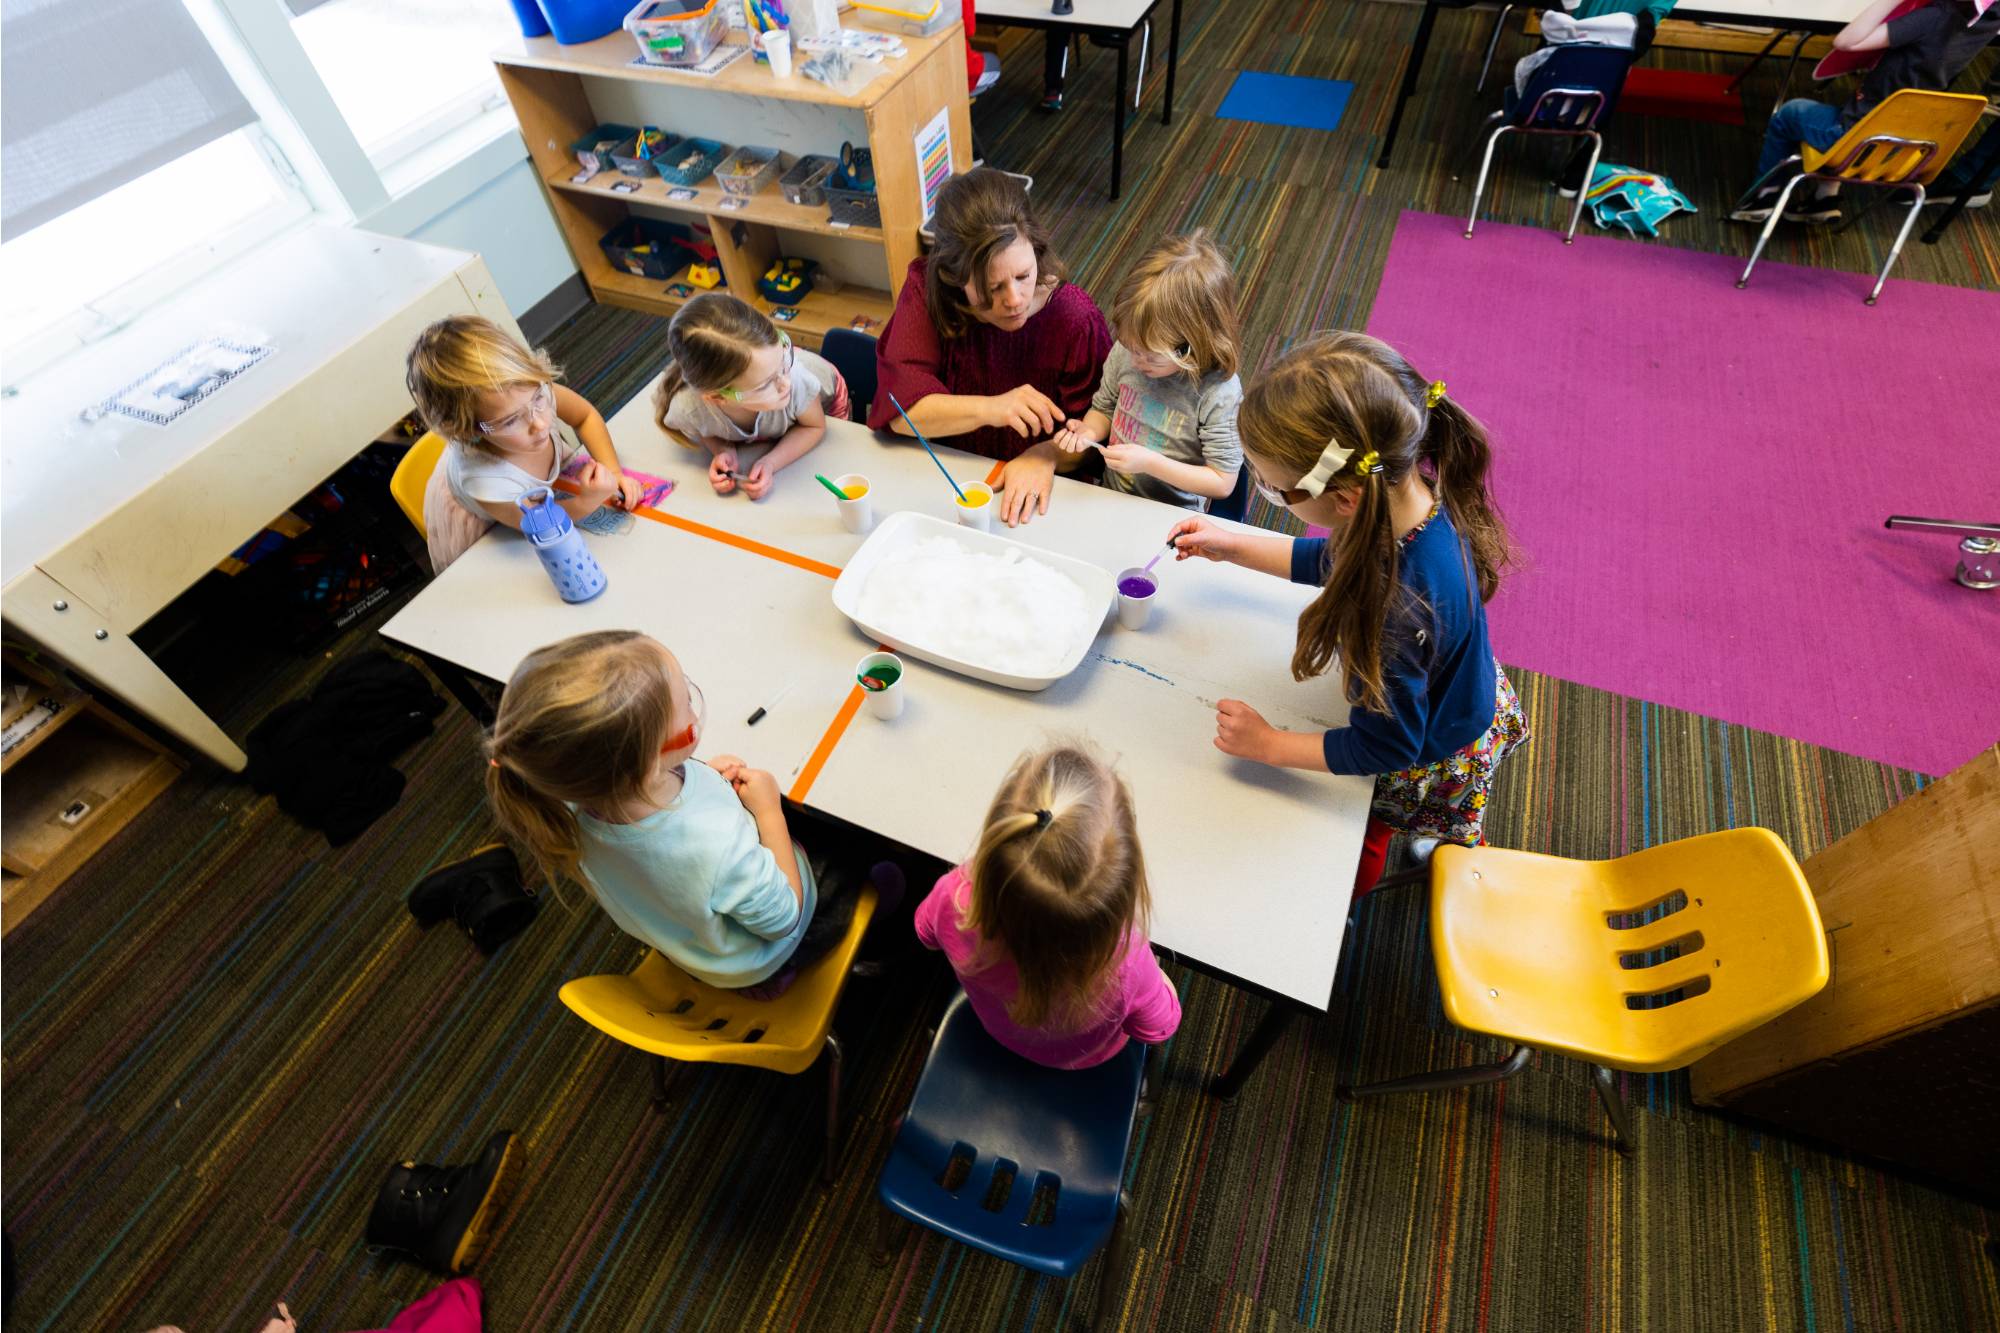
1168, 516, 1236, 563
710, 753, 746, 783
1214, 699, 1279, 763
740, 458, 774, 500
1052, 419, 1097, 453
574, 458, 618, 508
732, 766, 784, 818
612, 472, 645, 510
1100, 442, 1154, 477
709, 449, 740, 495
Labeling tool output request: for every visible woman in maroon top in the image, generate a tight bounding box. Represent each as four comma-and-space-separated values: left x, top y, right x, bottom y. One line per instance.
869, 169, 1112, 526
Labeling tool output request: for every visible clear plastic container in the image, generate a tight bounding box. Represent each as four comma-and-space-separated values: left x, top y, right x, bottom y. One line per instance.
716, 146, 782, 198
652, 137, 730, 186
855, 0, 953, 37
623, 0, 728, 67
780, 154, 837, 205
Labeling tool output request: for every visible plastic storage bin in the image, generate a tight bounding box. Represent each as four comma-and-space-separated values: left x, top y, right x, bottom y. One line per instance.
854, 0, 954, 37
624, 0, 728, 67
538, 0, 631, 44
780, 154, 837, 205
570, 124, 638, 175
507, 0, 551, 38
599, 218, 693, 278
824, 183, 880, 227
610, 128, 677, 176
758, 257, 819, 305
652, 137, 729, 186
716, 146, 782, 198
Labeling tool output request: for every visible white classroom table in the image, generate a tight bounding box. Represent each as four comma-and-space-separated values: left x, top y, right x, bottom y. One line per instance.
973, 0, 1181, 198
0, 227, 519, 771
380, 398, 1376, 1023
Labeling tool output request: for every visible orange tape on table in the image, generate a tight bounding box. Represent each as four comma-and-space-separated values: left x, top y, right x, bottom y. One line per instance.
789, 685, 866, 803
984, 460, 1005, 486
551, 481, 841, 581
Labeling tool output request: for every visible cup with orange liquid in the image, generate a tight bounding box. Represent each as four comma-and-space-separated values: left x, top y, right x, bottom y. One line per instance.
833, 472, 873, 533
953, 481, 994, 532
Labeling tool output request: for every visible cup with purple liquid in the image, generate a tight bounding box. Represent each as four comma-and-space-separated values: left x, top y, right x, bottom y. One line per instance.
1115, 567, 1158, 629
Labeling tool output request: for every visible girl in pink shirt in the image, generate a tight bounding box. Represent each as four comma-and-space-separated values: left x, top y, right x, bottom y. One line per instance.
914, 745, 1181, 1069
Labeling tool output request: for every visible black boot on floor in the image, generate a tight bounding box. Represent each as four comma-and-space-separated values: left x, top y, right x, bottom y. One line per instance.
365, 1130, 522, 1274
407, 845, 538, 954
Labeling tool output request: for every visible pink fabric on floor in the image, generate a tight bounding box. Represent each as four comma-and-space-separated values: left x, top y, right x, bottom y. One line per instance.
348, 1276, 481, 1332
1356, 211, 2000, 776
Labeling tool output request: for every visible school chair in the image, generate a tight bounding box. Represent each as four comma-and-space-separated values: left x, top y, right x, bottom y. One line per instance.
819, 327, 879, 424
873, 992, 1155, 1332
1735, 88, 1988, 304
1457, 44, 1636, 244
1209, 460, 1252, 524
558, 884, 879, 1185
389, 430, 447, 533
1336, 829, 1828, 1154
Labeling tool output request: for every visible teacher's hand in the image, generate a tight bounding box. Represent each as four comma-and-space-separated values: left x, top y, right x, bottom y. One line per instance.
998, 446, 1057, 527
986, 384, 1062, 439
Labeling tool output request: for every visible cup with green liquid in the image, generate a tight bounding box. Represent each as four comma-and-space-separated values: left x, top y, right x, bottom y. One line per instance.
855, 651, 905, 720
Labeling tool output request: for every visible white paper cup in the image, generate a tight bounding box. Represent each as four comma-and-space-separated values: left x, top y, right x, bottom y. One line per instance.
1115, 567, 1157, 630
763, 29, 793, 77
834, 472, 873, 534
954, 481, 994, 532
856, 651, 905, 720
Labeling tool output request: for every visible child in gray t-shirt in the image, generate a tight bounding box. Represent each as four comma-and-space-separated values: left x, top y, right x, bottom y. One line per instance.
651, 294, 843, 500
1054, 231, 1243, 510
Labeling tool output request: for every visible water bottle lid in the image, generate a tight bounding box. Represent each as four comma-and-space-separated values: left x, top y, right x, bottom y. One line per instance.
517, 486, 570, 542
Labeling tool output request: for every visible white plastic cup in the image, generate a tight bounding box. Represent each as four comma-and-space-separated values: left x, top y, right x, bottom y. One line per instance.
834, 472, 873, 534
856, 651, 905, 720
954, 481, 994, 532
1115, 567, 1157, 630
763, 29, 793, 77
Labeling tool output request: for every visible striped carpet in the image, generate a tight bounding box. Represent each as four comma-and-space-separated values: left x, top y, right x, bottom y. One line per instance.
8, 1, 2000, 1329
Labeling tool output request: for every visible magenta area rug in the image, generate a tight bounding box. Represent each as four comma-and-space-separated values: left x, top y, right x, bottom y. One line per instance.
1363, 210, 2000, 776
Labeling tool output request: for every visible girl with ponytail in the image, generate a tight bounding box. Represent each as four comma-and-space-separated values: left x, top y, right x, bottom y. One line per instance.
914, 744, 1180, 1069
1166, 332, 1528, 892
487, 630, 892, 998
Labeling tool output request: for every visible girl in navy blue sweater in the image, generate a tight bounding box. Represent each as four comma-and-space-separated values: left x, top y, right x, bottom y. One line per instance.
1168, 333, 1526, 892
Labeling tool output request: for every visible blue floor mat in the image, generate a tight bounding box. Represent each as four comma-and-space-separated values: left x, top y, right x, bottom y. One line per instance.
1215, 71, 1354, 132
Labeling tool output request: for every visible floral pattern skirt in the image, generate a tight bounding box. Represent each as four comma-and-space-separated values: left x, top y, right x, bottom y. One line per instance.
1370, 660, 1528, 846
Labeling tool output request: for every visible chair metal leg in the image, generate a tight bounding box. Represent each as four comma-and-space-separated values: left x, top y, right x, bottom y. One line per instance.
651, 1054, 672, 1111
1591, 1065, 1635, 1155
1834, 183, 1893, 236
1452, 110, 1507, 183
1210, 1000, 1296, 1100
1089, 1191, 1134, 1333
1564, 131, 1602, 244
1463, 123, 1515, 239
1134, 19, 1150, 107
872, 1203, 905, 1265
821, 1031, 845, 1187
1338, 1043, 1532, 1101
1729, 153, 1803, 216
1475, 4, 1514, 93
1737, 171, 1808, 289
1869, 182, 1925, 305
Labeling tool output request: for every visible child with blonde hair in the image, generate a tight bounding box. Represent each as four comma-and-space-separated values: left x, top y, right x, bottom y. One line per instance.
652, 293, 848, 499
404, 316, 642, 571
1168, 332, 1526, 893
1053, 230, 1243, 510
486, 630, 895, 996
914, 744, 1179, 1069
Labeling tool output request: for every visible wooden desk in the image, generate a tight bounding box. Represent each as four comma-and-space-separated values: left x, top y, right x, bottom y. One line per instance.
973, 0, 1183, 198
380, 400, 1374, 1024
0, 227, 518, 771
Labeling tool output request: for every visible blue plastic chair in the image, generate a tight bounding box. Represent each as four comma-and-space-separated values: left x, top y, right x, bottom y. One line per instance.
819, 327, 879, 425
1210, 461, 1252, 524
874, 992, 1152, 1331
1456, 44, 1636, 243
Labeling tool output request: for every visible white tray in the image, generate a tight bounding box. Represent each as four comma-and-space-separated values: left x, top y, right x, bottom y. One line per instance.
830, 511, 1114, 690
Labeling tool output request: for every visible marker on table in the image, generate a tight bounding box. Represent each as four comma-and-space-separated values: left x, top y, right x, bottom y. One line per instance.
747, 678, 797, 726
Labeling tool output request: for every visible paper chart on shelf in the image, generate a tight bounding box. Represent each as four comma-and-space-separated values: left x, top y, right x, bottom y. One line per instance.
628, 43, 750, 77
914, 106, 952, 225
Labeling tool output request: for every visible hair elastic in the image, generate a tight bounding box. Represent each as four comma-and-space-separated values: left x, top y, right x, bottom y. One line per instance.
1349, 449, 1383, 477
1425, 380, 1448, 409
1034, 809, 1053, 829
488, 757, 501, 769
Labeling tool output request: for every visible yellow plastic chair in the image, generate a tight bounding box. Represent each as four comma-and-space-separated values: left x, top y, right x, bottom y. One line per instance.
1736, 88, 1988, 305
389, 430, 447, 534
559, 885, 878, 1184
1338, 829, 1828, 1153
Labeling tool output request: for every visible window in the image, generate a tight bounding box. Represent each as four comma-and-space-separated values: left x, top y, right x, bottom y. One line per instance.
288, 0, 516, 169
1, 128, 310, 363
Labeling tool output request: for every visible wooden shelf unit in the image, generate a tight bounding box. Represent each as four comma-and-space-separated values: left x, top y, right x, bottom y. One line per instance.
2, 652, 181, 934
495, 22, 972, 351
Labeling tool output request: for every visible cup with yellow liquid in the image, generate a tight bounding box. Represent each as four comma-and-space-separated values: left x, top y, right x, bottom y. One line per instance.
833, 472, 873, 533
954, 481, 994, 532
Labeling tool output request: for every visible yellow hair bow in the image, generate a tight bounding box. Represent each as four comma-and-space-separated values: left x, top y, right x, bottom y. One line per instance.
1424, 380, 1448, 409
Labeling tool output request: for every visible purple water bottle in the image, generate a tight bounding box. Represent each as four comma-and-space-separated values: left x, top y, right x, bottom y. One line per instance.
517, 486, 607, 603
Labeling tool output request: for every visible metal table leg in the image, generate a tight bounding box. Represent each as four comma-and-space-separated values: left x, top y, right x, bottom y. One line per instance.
1163, 0, 1181, 125
1113, 37, 1129, 198
1921, 124, 2000, 244
1211, 999, 1297, 1100
1378, 0, 1443, 169
1725, 28, 1789, 95
415, 648, 496, 727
